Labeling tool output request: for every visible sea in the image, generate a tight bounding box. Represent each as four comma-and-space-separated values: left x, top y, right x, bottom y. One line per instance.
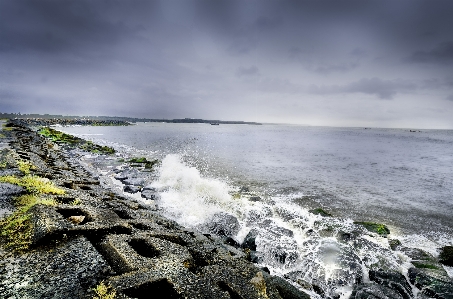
58, 122, 453, 297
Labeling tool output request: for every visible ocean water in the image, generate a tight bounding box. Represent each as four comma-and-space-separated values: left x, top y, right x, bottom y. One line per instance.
58, 122, 453, 297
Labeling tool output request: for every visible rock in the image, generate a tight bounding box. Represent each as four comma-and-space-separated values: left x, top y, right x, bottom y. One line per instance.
0, 182, 25, 197
268, 275, 310, 299
408, 267, 453, 299
249, 251, 263, 263
400, 247, 445, 271
142, 185, 157, 191
354, 221, 390, 236
351, 283, 407, 299
141, 189, 158, 200
123, 177, 145, 186
439, 246, 453, 267
369, 269, 413, 299
242, 229, 259, 251
124, 185, 141, 193
206, 212, 240, 237
389, 239, 402, 251
223, 237, 240, 248
67, 215, 85, 225
250, 272, 267, 298
309, 208, 332, 217
249, 196, 261, 202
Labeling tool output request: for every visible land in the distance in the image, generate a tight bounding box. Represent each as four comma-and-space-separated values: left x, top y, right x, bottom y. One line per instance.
0, 113, 262, 125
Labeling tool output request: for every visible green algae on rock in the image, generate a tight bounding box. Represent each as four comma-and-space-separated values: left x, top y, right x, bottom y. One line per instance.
309, 208, 333, 217
354, 221, 390, 236
39, 127, 115, 154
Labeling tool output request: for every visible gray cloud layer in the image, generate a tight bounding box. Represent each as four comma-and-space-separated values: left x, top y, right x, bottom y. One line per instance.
1, 0, 453, 128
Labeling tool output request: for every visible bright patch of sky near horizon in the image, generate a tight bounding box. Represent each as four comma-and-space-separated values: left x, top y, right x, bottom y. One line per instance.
1, 0, 453, 128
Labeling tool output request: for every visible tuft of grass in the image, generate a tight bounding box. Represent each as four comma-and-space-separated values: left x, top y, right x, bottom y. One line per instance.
17, 159, 36, 174
354, 221, 390, 236
39, 127, 78, 144
0, 175, 65, 195
0, 194, 56, 251
92, 281, 116, 299
72, 198, 82, 205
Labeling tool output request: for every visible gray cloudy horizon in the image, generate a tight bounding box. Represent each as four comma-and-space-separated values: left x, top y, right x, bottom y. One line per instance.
1, 0, 453, 128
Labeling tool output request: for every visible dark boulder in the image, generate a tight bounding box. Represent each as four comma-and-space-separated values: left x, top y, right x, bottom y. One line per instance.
242, 229, 259, 251
268, 276, 310, 299
408, 267, 453, 299
123, 177, 145, 186
206, 212, 240, 237
369, 269, 412, 299
400, 247, 444, 271
389, 239, 402, 251
124, 185, 141, 194
141, 189, 158, 200
439, 246, 453, 267
351, 283, 407, 299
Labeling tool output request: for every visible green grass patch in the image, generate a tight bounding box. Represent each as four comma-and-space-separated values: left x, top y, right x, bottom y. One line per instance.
0, 175, 65, 195
0, 194, 56, 251
354, 221, 390, 236
39, 127, 79, 144
39, 127, 115, 154
17, 160, 36, 174
92, 281, 116, 299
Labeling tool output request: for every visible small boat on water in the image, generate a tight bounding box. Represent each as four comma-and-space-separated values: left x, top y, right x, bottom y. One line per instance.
210, 123, 219, 125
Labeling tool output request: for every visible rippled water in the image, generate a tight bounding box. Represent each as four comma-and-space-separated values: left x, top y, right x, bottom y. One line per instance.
59, 122, 453, 298
60, 123, 453, 236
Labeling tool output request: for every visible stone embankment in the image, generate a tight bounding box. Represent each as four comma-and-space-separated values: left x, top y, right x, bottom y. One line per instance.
10, 118, 131, 127
0, 120, 309, 298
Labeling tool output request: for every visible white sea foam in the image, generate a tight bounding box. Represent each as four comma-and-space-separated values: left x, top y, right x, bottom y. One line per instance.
152, 154, 247, 227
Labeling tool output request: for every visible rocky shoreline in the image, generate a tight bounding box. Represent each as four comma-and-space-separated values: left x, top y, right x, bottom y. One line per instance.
0, 120, 310, 298
1, 119, 453, 299
7, 118, 132, 127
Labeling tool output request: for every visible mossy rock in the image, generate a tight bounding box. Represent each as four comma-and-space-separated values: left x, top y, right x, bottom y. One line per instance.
354, 221, 390, 236
39, 127, 115, 154
439, 246, 453, 266
309, 208, 332, 217
412, 262, 442, 270
128, 157, 148, 163
389, 239, 402, 250
127, 157, 158, 169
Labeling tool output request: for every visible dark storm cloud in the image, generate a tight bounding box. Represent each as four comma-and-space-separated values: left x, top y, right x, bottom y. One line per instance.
0, 0, 141, 54
407, 41, 453, 64
1, 0, 453, 128
309, 78, 417, 99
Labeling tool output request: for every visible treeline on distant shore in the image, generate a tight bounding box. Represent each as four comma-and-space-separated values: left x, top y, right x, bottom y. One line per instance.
0, 113, 262, 125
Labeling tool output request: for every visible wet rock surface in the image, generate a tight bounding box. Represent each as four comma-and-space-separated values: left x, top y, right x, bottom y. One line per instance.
0, 120, 312, 298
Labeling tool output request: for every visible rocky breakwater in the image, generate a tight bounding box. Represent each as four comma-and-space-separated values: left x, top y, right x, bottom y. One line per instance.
0, 119, 310, 299
11, 118, 132, 127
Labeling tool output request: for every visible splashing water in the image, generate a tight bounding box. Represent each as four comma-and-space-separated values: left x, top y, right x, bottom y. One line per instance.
150, 154, 415, 298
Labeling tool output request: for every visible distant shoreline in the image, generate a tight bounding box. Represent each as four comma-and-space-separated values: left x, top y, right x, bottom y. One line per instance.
0, 113, 262, 125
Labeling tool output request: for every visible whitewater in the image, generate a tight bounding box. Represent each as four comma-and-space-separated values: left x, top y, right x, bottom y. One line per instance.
58, 122, 453, 298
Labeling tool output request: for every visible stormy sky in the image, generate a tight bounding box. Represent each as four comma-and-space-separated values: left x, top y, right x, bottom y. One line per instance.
1, 1, 453, 128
